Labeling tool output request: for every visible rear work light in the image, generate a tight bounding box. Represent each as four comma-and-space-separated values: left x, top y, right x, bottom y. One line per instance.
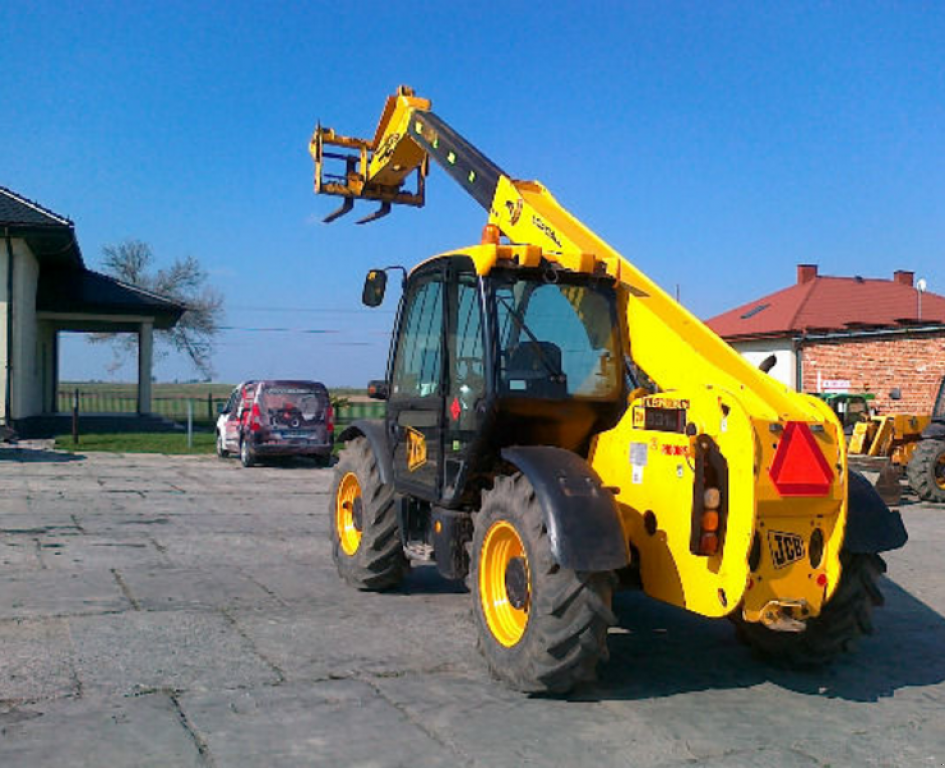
699, 487, 721, 555
768, 421, 834, 496
689, 435, 729, 557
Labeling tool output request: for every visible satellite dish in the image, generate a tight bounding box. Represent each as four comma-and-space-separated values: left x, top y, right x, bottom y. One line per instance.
917, 278, 928, 292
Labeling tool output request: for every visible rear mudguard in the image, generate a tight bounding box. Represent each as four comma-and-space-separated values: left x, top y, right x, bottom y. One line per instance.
501, 446, 630, 572
338, 419, 393, 485
845, 470, 908, 553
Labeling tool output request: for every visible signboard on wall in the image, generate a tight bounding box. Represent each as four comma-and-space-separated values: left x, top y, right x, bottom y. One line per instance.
816, 372, 851, 393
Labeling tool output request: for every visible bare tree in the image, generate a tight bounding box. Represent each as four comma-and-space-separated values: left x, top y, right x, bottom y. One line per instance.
91, 239, 223, 378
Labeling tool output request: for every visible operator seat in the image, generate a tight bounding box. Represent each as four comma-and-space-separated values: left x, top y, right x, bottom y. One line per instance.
504, 341, 567, 398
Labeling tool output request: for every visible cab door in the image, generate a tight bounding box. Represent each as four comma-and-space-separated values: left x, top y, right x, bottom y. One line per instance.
388, 265, 445, 500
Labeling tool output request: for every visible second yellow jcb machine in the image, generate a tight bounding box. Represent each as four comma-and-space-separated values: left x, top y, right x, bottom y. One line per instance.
312, 87, 907, 693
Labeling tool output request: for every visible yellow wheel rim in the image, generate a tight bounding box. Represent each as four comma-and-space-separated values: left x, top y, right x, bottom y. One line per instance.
936, 452, 945, 490
335, 472, 362, 556
479, 520, 530, 648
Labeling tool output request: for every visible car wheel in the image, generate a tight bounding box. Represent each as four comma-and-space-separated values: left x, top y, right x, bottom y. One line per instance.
240, 439, 256, 468
216, 431, 228, 459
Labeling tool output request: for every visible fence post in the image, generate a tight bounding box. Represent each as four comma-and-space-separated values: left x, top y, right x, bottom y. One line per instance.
72, 387, 79, 445
208, 391, 213, 423
187, 400, 193, 449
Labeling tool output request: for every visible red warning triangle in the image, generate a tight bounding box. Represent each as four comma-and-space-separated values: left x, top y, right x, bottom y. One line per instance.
769, 421, 834, 496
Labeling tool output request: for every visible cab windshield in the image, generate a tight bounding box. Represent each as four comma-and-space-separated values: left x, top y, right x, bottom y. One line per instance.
492, 271, 622, 400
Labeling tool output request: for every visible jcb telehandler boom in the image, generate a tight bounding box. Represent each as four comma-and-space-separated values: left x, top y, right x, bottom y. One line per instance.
312, 86, 907, 693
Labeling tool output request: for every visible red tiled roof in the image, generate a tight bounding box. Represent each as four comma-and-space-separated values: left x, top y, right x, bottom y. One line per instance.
706, 271, 945, 340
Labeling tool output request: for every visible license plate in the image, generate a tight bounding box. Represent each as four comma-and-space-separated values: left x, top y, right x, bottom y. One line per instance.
767, 530, 806, 569
278, 432, 310, 440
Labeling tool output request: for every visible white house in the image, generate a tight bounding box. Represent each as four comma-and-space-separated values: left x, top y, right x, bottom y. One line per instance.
1, 186, 184, 432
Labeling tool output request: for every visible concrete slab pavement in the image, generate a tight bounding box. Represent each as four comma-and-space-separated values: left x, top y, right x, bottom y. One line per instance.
1, 445, 944, 767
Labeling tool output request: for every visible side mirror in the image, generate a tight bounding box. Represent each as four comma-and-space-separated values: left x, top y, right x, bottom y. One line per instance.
216, 403, 226, 414
362, 269, 388, 307
367, 380, 389, 400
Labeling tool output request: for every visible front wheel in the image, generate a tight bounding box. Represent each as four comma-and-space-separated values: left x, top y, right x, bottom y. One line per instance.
216, 432, 228, 459
906, 439, 945, 503
329, 437, 407, 590
731, 552, 886, 666
469, 473, 616, 694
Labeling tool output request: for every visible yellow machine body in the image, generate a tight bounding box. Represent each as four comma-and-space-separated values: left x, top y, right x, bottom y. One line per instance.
311, 87, 850, 625
849, 413, 930, 465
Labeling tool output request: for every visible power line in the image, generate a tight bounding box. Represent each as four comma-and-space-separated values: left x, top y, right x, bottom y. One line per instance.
218, 326, 340, 334
228, 305, 395, 315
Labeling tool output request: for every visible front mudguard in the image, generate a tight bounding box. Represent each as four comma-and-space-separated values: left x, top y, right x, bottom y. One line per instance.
845, 470, 908, 554
501, 446, 630, 572
338, 419, 392, 485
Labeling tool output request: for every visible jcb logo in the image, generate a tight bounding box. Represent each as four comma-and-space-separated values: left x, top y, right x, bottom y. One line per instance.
405, 427, 427, 472
375, 132, 401, 164
767, 530, 805, 569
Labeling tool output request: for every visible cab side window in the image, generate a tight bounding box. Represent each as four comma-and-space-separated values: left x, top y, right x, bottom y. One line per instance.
448, 271, 485, 424
391, 276, 444, 399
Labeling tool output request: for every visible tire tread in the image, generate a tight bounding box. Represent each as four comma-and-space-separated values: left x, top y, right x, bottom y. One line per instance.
329, 437, 407, 591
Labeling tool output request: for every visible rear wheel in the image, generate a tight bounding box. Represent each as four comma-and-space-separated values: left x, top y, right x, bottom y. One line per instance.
329, 437, 407, 590
240, 438, 256, 468
732, 552, 885, 666
469, 473, 616, 694
906, 438, 945, 503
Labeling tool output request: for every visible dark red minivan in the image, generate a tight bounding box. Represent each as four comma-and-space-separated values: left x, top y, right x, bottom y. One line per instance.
216, 380, 334, 467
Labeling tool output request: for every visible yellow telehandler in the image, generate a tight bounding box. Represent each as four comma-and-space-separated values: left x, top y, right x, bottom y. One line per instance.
311, 87, 907, 693
847, 412, 929, 505
840, 377, 945, 505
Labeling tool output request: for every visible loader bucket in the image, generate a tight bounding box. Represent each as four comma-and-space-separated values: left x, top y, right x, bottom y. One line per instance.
848, 456, 903, 506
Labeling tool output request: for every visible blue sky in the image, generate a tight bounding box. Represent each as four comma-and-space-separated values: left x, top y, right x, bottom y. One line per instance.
3, 2, 944, 386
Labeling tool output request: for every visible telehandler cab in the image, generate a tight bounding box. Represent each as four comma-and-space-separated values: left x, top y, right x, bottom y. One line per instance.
311, 87, 907, 693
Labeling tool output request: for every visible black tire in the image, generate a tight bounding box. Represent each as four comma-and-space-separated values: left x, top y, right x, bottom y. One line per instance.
468, 473, 616, 694
240, 438, 256, 468
329, 436, 407, 590
731, 552, 886, 666
906, 439, 945, 503
216, 431, 228, 459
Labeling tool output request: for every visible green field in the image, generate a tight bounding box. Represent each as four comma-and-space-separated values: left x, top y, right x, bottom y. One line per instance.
54, 432, 216, 454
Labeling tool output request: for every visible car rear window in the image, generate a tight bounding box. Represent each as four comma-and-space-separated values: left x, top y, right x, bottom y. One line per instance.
259, 386, 328, 427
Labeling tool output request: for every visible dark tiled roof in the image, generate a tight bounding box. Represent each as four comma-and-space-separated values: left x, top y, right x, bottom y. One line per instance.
5, 185, 183, 330
706, 273, 945, 340
37, 268, 186, 329
0, 185, 72, 228
0, 185, 82, 267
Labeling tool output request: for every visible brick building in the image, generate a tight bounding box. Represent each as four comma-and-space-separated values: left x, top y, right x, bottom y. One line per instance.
705, 265, 945, 415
